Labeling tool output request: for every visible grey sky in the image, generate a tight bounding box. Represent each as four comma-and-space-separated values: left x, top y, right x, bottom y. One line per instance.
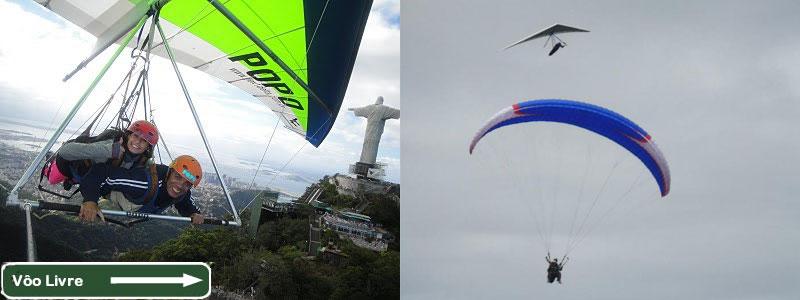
401, 1, 800, 299
0, 0, 400, 190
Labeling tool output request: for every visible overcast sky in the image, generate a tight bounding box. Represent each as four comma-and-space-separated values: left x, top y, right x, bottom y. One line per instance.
402, 1, 800, 299
0, 0, 400, 192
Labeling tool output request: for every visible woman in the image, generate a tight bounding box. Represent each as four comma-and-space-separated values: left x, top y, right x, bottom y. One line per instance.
44, 120, 160, 185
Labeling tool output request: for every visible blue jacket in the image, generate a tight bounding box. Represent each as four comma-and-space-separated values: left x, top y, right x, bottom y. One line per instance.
79, 163, 200, 217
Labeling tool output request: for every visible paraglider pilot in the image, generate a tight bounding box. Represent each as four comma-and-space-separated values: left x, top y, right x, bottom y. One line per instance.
546, 253, 568, 284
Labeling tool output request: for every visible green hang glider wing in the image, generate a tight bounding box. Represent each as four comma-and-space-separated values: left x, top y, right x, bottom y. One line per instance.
36, 0, 372, 147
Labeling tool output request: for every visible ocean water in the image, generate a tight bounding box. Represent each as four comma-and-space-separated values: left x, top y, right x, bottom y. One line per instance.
0, 116, 81, 152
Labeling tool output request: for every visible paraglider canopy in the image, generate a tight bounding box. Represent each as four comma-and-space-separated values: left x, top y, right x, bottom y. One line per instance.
505, 23, 589, 51
469, 99, 670, 197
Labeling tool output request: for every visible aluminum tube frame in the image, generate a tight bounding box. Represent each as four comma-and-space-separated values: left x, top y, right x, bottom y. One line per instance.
27, 201, 240, 226
155, 20, 242, 225
24, 203, 35, 262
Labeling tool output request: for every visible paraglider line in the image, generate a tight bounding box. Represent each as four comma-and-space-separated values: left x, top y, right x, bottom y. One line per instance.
566, 171, 646, 255
567, 157, 622, 250
564, 144, 593, 254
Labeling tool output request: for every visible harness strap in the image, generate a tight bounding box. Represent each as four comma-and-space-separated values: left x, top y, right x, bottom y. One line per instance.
37, 154, 53, 187
109, 137, 125, 167
140, 164, 159, 205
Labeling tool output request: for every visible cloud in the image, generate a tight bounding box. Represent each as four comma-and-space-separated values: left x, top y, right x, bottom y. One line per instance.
373, 0, 400, 28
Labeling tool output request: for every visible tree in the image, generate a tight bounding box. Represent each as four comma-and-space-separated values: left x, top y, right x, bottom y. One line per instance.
256, 217, 308, 251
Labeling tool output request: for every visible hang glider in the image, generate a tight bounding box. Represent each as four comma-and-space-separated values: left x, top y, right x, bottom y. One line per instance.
35, 0, 372, 147
504, 23, 589, 52
6, 0, 374, 262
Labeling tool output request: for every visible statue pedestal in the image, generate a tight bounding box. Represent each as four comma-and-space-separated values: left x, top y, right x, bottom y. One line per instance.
349, 162, 386, 181
331, 174, 393, 197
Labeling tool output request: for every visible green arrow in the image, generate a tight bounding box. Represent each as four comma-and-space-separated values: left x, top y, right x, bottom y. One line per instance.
110, 273, 202, 287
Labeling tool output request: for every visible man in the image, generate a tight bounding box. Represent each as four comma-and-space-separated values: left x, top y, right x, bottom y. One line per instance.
548, 42, 566, 56
78, 155, 205, 224
546, 253, 567, 284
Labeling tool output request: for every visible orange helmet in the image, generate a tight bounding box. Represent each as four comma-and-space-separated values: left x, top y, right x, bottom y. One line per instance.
127, 120, 159, 146
170, 155, 202, 187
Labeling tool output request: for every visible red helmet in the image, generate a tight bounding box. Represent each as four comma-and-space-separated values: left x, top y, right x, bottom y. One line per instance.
127, 120, 159, 146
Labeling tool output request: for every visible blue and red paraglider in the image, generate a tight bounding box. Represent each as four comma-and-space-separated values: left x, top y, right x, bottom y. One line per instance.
469, 99, 670, 197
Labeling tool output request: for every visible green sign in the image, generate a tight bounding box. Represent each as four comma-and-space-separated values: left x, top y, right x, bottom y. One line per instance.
1, 262, 210, 299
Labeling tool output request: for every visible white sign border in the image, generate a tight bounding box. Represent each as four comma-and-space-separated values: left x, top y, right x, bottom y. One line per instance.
1, 262, 211, 299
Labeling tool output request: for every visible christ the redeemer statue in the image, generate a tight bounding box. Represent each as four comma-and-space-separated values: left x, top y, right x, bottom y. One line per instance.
348, 96, 400, 166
